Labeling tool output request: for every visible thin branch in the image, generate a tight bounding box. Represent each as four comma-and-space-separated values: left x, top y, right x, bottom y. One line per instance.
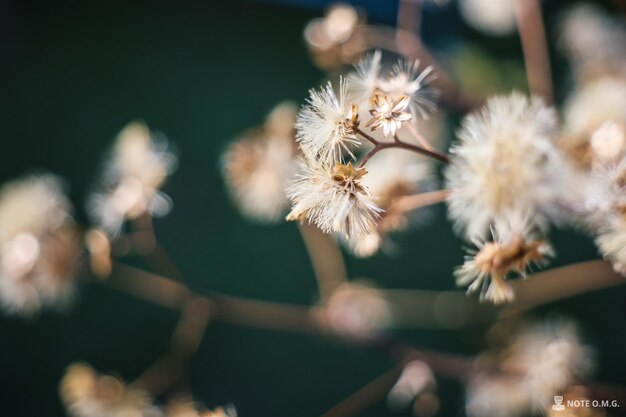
387, 189, 449, 214
513, 0, 554, 103
320, 365, 404, 417
298, 223, 348, 302
501, 259, 624, 316
354, 127, 450, 165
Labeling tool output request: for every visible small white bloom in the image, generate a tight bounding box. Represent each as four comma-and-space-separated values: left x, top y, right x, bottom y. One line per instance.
88, 122, 177, 236
366, 95, 412, 137
445, 93, 568, 240
295, 78, 360, 164
466, 319, 594, 417
222, 102, 298, 223
320, 282, 392, 339
458, 0, 517, 36
349, 52, 437, 122
287, 160, 382, 238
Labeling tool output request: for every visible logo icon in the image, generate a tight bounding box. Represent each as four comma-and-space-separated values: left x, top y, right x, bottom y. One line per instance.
553, 396, 565, 411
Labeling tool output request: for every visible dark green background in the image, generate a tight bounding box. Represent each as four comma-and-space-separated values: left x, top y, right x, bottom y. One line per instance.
1, 1, 625, 416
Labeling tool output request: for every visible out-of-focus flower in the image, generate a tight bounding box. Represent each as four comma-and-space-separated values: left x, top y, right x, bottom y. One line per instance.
287, 161, 381, 238
466, 319, 594, 417
559, 4, 626, 82
341, 150, 433, 257
303, 4, 365, 70
561, 77, 626, 167
164, 398, 236, 417
0, 174, 80, 316
387, 361, 436, 412
318, 281, 391, 339
222, 102, 298, 223
60, 363, 162, 417
349, 51, 437, 124
458, 0, 517, 36
366, 95, 412, 137
88, 122, 177, 236
445, 93, 568, 240
296, 78, 360, 164
455, 226, 553, 304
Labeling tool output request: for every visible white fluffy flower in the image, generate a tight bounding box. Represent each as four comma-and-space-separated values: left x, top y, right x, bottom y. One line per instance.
466, 319, 594, 417
287, 160, 382, 238
349, 52, 437, 123
88, 122, 177, 236
295, 78, 360, 164
0, 175, 80, 316
445, 93, 567, 240
458, 0, 517, 36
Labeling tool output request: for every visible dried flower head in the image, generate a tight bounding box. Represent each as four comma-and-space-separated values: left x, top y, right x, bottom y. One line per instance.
445, 93, 567, 240
458, 0, 517, 36
456, 229, 553, 304
60, 363, 162, 417
341, 150, 433, 257
222, 102, 298, 223
350, 52, 437, 123
0, 174, 80, 316
287, 160, 382, 238
88, 122, 177, 236
296, 78, 360, 164
366, 94, 412, 137
466, 319, 594, 417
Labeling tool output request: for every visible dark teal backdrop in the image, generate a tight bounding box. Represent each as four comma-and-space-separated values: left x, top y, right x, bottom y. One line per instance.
1, 1, 625, 416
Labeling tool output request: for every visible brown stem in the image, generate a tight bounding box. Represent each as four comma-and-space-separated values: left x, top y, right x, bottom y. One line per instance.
513, 0, 554, 103
501, 259, 624, 316
405, 122, 434, 151
132, 214, 186, 284
355, 127, 450, 165
105, 262, 319, 333
320, 365, 404, 417
131, 296, 211, 396
388, 189, 449, 214
298, 223, 348, 302
397, 0, 422, 36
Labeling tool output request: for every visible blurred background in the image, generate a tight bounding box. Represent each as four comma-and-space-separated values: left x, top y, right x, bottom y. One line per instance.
1, 0, 625, 416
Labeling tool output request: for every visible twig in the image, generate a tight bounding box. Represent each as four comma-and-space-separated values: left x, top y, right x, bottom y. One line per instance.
513, 0, 554, 103
387, 189, 449, 214
320, 365, 404, 417
298, 223, 348, 302
355, 127, 450, 166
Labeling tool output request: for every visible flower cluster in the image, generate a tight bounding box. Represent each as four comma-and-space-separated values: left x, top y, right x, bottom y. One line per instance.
60, 363, 235, 417
286, 53, 439, 242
